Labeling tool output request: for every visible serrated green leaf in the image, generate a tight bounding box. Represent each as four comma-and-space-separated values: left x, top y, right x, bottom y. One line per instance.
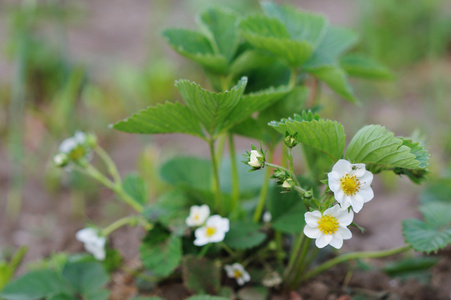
162, 29, 228, 74
400, 138, 429, 168
0, 269, 73, 300
340, 54, 394, 80
122, 173, 149, 206
199, 8, 239, 61
346, 125, 429, 175
262, 2, 328, 47
240, 15, 313, 67
269, 118, 345, 162
140, 227, 182, 277
176, 78, 247, 137
182, 255, 221, 294
112, 101, 205, 138
229, 50, 274, 77
268, 186, 307, 233
308, 65, 357, 103
419, 178, 451, 204
62, 262, 109, 295
304, 26, 359, 70
224, 221, 266, 250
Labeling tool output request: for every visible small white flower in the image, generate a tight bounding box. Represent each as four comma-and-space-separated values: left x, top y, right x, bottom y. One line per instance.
75, 227, 106, 260
59, 131, 87, 154
224, 263, 251, 286
303, 204, 353, 249
186, 205, 210, 227
263, 211, 272, 223
58, 131, 92, 163
248, 150, 263, 168
194, 215, 229, 246
328, 159, 374, 213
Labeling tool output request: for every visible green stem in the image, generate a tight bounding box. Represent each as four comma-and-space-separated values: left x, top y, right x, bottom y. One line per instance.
95, 145, 121, 184
283, 233, 304, 280
228, 133, 240, 212
198, 243, 212, 258
289, 67, 297, 88
101, 216, 152, 236
253, 149, 274, 222
275, 231, 283, 263
209, 139, 222, 214
291, 238, 312, 289
265, 162, 301, 187
288, 147, 295, 175
301, 245, 411, 282
220, 242, 236, 257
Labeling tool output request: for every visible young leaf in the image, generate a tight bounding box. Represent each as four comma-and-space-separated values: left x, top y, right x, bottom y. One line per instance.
112, 101, 205, 139
199, 8, 239, 61
182, 255, 221, 294
346, 125, 429, 175
268, 186, 307, 234
122, 173, 150, 206
224, 221, 266, 250
162, 29, 228, 74
403, 202, 451, 253
340, 54, 394, 80
160, 156, 212, 192
176, 78, 247, 137
239, 15, 313, 67
140, 226, 182, 277
269, 118, 345, 162
61, 262, 109, 295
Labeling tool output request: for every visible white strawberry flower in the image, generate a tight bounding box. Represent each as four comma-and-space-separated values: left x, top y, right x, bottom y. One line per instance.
328, 159, 374, 213
303, 204, 354, 249
248, 150, 263, 168
57, 131, 94, 165
224, 263, 251, 286
75, 227, 106, 260
193, 215, 229, 246
186, 205, 210, 227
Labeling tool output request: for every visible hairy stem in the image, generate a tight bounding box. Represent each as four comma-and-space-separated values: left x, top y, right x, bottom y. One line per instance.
253, 149, 274, 222
209, 139, 222, 214
228, 133, 240, 212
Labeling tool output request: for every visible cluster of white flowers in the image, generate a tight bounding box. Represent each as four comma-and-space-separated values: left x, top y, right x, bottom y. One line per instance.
304, 159, 374, 249
185, 205, 230, 246
75, 227, 106, 260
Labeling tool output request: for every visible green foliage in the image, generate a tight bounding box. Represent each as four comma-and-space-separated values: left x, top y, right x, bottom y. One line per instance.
346, 125, 429, 182
307, 66, 357, 103
0, 262, 109, 300
269, 118, 345, 162
182, 255, 221, 294
139, 226, 182, 277
0, 247, 27, 291
403, 202, 451, 253
185, 296, 229, 300
340, 54, 394, 80
224, 221, 266, 250
237, 286, 269, 300
122, 173, 150, 206
268, 186, 307, 234
383, 256, 440, 282
419, 178, 451, 204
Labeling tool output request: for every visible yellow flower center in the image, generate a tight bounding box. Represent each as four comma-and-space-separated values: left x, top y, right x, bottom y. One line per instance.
206, 226, 216, 237
194, 214, 199, 221
233, 269, 243, 279
318, 215, 339, 235
340, 174, 360, 196
69, 145, 86, 160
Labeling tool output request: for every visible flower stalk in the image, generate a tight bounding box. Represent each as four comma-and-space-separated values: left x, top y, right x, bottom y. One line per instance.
253, 148, 274, 222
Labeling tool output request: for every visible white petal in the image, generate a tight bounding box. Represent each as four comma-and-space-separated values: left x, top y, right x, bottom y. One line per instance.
224, 265, 234, 277
242, 271, 251, 282
304, 211, 321, 227
237, 277, 245, 285
350, 195, 364, 213
199, 205, 210, 220
359, 171, 374, 186
334, 189, 345, 203
315, 234, 332, 248
338, 227, 352, 240
359, 187, 374, 203
329, 180, 340, 192
59, 138, 77, 153
304, 225, 321, 239
209, 230, 226, 243
329, 235, 344, 249
332, 159, 352, 175
323, 204, 340, 216
194, 235, 209, 246
76, 228, 98, 243
336, 208, 354, 226
351, 163, 366, 177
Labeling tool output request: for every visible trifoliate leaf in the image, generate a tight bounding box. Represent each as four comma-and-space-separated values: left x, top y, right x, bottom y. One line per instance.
239, 14, 313, 67
139, 226, 182, 277
403, 202, 451, 253
176, 78, 247, 137
162, 29, 228, 74
182, 255, 221, 294
112, 101, 205, 139
224, 221, 266, 250
340, 54, 394, 80
307, 65, 357, 103
199, 7, 239, 62
269, 118, 345, 162
346, 125, 429, 177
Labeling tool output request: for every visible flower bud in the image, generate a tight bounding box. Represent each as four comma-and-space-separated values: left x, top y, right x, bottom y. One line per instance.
248, 150, 263, 168
284, 133, 299, 148
53, 153, 69, 167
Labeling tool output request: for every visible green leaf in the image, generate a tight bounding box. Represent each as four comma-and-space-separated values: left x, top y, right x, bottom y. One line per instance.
400, 138, 429, 168
199, 8, 239, 61
303, 26, 359, 70
229, 50, 274, 78
0, 269, 73, 300
420, 178, 451, 204
224, 221, 266, 250
340, 54, 394, 80
140, 226, 182, 277
346, 125, 429, 175
268, 186, 307, 233
262, 2, 328, 47
47, 293, 78, 300
269, 118, 345, 162
383, 256, 440, 282
237, 286, 269, 300
182, 255, 221, 294
162, 29, 227, 74
61, 262, 109, 295
403, 202, 451, 253
240, 15, 313, 67
122, 173, 149, 206
142, 190, 190, 236
84, 290, 110, 300
308, 65, 357, 103
112, 101, 205, 138
185, 296, 229, 300
176, 78, 247, 137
